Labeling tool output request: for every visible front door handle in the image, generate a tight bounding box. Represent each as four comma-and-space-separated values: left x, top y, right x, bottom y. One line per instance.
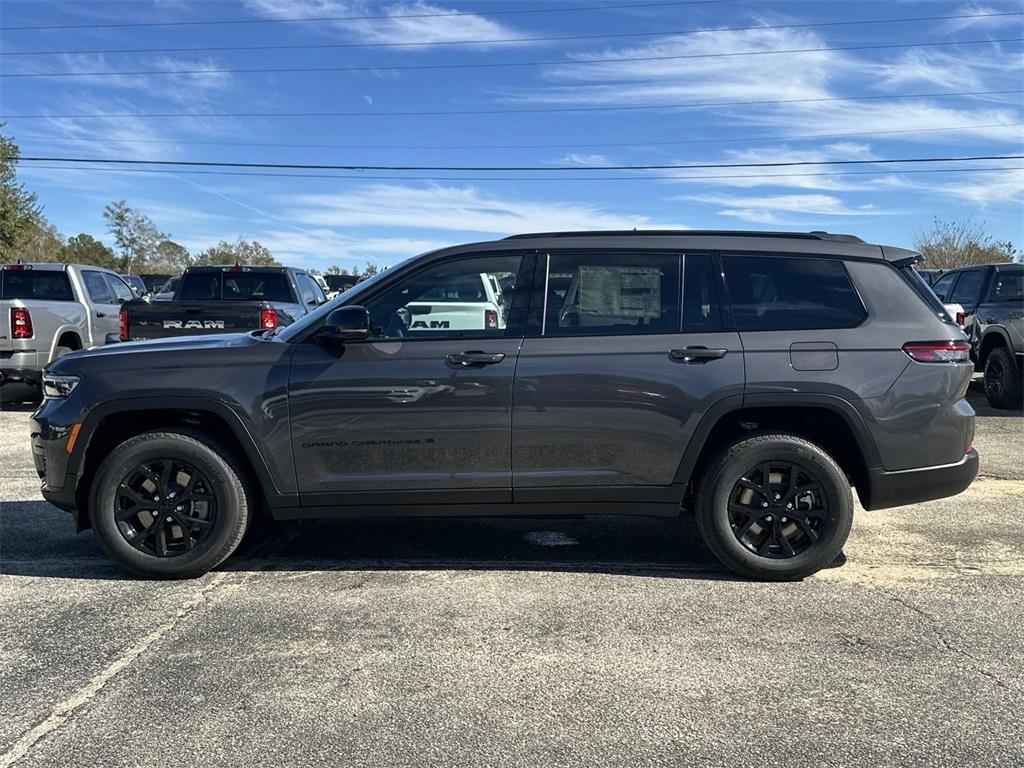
447, 351, 506, 366
95, 311, 106, 318
669, 346, 728, 364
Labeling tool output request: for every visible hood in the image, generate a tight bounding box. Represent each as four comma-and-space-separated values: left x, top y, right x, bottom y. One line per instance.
47, 332, 263, 373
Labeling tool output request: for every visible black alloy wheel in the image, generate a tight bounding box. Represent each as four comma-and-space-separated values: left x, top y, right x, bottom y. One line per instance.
727, 461, 830, 559
114, 458, 218, 557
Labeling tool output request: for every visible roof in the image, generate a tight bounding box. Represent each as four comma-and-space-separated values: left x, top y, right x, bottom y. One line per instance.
504, 229, 866, 244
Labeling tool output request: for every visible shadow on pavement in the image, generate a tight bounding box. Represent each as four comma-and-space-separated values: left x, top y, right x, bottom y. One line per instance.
967, 379, 1024, 418
0, 498, 804, 582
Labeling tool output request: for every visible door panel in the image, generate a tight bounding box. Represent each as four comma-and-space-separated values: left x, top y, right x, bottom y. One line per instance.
289, 338, 520, 499
512, 331, 744, 489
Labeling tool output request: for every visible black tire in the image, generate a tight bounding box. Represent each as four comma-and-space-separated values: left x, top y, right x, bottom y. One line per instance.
694, 434, 854, 581
984, 346, 1023, 410
53, 345, 74, 360
89, 431, 251, 579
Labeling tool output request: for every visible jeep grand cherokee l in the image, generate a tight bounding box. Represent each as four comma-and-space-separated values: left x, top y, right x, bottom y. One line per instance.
30, 231, 978, 580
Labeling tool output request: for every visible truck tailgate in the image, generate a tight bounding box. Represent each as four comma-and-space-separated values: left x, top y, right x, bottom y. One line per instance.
123, 300, 270, 340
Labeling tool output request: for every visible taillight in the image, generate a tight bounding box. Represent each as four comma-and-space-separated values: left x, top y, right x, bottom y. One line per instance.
119, 306, 129, 341
484, 309, 498, 330
11, 307, 32, 339
260, 307, 279, 330
902, 340, 971, 363
955, 311, 966, 326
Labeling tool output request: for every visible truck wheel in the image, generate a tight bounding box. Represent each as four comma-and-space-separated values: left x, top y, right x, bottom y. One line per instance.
984, 347, 1023, 410
89, 431, 251, 579
694, 434, 853, 581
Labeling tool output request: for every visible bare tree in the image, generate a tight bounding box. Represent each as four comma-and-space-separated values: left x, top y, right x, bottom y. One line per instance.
914, 218, 1019, 269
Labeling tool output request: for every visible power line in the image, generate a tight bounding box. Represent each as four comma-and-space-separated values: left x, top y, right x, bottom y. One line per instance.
0, 0, 739, 32
4, 88, 1020, 120
3, 10, 1019, 57
5, 37, 1021, 79
16, 122, 1022, 153
20, 163, 1024, 182
18, 153, 1024, 172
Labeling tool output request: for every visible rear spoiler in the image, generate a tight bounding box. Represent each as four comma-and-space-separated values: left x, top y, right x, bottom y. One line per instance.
881, 246, 923, 267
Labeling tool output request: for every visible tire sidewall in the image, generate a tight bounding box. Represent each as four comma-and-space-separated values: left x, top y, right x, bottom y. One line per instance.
985, 347, 1021, 409
90, 434, 246, 578
704, 439, 852, 579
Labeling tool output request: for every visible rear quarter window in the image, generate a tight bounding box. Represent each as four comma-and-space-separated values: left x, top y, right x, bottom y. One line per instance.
723, 254, 865, 331
988, 269, 1024, 303
0, 269, 75, 301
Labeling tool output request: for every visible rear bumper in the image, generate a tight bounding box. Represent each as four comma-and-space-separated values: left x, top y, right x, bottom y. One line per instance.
0, 350, 41, 383
860, 449, 979, 510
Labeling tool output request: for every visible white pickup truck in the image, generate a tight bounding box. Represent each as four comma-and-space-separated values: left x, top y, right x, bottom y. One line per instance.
1, 263, 136, 393
401, 270, 513, 334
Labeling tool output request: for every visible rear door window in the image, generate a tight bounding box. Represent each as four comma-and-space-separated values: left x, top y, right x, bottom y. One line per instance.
987, 269, 1024, 302
682, 254, 721, 332
543, 251, 680, 336
930, 272, 958, 302
723, 254, 865, 331
0, 269, 74, 300
82, 270, 114, 304
950, 269, 984, 306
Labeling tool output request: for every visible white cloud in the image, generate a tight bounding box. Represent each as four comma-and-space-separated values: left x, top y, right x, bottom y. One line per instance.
286, 183, 683, 233
243, 0, 530, 48
945, 4, 1024, 32
683, 192, 880, 224
933, 168, 1024, 206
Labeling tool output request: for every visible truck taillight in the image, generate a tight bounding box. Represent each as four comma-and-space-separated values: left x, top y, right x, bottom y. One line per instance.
260, 307, 279, 330
484, 309, 498, 330
955, 311, 966, 326
902, 340, 971, 363
11, 307, 33, 339
119, 306, 129, 341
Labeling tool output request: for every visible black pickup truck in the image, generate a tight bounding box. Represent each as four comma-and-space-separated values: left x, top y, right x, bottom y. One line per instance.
120, 265, 327, 341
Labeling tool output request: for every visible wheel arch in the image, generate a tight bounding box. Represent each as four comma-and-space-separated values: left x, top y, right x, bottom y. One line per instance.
47, 324, 85, 362
70, 397, 286, 527
675, 394, 880, 503
978, 326, 1011, 366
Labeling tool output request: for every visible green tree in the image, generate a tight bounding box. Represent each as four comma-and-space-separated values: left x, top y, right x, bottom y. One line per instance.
103, 200, 165, 274
193, 238, 279, 266
914, 218, 1020, 268
0, 125, 43, 259
149, 239, 191, 273
63, 233, 118, 268
325, 265, 352, 275
19, 219, 64, 262
362, 262, 379, 277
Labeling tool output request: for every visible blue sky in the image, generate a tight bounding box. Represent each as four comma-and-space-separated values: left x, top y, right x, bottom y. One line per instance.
2, 0, 1022, 271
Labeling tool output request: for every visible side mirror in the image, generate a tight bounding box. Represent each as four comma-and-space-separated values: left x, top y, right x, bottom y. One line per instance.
321, 305, 370, 341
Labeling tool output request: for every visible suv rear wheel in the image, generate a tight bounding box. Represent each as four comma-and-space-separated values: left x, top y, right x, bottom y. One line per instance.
694, 434, 853, 581
89, 431, 251, 579
983, 346, 1022, 410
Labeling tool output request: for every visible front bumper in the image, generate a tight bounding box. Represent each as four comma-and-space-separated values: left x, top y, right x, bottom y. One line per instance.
860, 449, 979, 510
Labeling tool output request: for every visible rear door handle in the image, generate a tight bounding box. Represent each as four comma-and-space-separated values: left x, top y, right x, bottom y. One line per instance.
447, 351, 506, 366
669, 346, 728, 363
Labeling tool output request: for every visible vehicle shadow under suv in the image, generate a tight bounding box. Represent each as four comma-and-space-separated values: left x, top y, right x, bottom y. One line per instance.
0, 499, 852, 582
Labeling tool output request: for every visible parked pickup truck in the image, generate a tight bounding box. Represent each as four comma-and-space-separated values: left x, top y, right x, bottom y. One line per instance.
120, 265, 327, 341
1, 262, 136, 391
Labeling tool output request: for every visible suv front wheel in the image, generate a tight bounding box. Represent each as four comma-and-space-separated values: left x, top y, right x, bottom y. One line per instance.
89, 431, 252, 579
695, 434, 853, 580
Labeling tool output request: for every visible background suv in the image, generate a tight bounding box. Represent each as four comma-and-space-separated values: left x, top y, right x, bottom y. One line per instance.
931, 263, 1023, 409
31, 231, 977, 581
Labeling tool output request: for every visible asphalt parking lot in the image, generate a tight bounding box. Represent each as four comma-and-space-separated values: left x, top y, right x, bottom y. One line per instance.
1, 381, 1022, 768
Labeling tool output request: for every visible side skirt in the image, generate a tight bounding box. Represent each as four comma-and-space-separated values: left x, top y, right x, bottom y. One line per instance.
269, 500, 681, 521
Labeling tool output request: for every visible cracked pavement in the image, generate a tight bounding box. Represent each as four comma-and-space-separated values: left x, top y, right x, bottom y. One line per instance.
1, 380, 1022, 767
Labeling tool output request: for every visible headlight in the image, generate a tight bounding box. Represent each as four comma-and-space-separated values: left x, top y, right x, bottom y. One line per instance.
42, 374, 80, 399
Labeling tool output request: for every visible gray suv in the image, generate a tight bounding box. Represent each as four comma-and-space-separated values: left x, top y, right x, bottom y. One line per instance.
30, 231, 978, 580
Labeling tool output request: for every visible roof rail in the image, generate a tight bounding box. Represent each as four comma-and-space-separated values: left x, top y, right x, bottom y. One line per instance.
503, 229, 866, 243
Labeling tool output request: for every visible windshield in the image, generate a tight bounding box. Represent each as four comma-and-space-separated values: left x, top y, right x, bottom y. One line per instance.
275, 259, 406, 342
